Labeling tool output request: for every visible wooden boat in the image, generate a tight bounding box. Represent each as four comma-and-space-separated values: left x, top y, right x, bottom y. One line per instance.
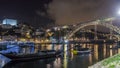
3, 58, 56, 68
0, 50, 62, 62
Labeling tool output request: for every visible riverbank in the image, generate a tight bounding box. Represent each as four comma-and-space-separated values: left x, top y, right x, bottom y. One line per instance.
88, 54, 120, 68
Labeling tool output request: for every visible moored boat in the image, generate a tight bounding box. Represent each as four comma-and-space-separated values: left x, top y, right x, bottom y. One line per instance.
72, 48, 92, 55
0, 50, 62, 62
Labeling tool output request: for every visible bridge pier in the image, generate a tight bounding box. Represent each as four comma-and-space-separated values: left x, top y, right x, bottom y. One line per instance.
94, 22, 98, 40
110, 20, 113, 40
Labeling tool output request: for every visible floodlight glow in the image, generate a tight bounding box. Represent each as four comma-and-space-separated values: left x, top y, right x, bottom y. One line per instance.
118, 9, 120, 15
2, 19, 17, 26
64, 40, 68, 43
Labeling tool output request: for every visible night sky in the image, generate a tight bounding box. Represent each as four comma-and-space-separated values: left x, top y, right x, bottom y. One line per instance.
0, 0, 53, 27
0, 0, 120, 26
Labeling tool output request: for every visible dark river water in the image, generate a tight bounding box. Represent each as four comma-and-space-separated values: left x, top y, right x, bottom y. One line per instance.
1, 43, 120, 68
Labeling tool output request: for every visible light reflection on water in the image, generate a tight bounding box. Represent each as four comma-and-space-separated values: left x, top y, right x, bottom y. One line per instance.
1, 43, 120, 68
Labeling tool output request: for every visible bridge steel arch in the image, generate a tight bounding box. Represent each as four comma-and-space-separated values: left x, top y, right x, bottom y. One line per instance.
65, 17, 120, 40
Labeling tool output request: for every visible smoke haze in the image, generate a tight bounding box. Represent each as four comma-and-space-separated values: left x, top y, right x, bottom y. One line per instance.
48, 0, 118, 25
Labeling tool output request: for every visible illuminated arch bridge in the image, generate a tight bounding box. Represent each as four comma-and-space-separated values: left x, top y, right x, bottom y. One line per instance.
65, 17, 120, 41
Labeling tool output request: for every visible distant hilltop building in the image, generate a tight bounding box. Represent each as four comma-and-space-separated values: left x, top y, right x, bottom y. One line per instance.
1, 19, 17, 29
2, 19, 17, 26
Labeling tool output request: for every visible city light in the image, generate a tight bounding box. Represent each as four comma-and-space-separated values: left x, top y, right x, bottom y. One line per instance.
64, 40, 68, 43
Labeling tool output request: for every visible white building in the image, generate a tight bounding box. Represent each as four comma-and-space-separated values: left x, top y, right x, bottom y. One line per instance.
2, 19, 17, 26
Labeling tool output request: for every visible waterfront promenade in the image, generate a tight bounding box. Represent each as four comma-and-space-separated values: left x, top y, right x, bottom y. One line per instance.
88, 54, 120, 68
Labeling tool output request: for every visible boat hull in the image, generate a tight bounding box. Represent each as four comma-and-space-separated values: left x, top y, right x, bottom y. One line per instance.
72, 50, 91, 55
1, 50, 62, 62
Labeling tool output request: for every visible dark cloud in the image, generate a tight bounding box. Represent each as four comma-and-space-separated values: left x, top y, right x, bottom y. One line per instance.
48, 0, 120, 25
0, 0, 119, 26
